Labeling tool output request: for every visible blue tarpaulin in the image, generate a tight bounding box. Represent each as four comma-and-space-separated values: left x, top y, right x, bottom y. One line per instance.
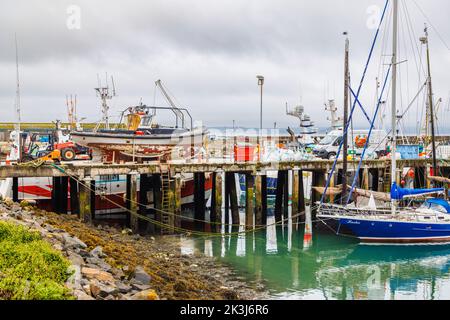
391, 182, 444, 200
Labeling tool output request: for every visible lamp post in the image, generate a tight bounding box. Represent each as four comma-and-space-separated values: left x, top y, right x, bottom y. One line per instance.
257, 75, 264, 161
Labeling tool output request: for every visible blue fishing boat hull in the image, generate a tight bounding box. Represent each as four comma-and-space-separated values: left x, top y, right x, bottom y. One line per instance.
336, 218, 450, 244
238, 174, 277, 196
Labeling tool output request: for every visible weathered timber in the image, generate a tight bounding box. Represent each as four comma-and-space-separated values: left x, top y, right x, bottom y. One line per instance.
0, 159, 441, 178
261, 174, 268, 225
227, 172, 239, 225
210, 172, 222, 232
79, 177, 92, 223
255, 175, 263, 226
245, 173, 255, 230
129, 173, 139, 233
152, 174, 162, 234
194, 172, 206, 230
69, 177, 79, 215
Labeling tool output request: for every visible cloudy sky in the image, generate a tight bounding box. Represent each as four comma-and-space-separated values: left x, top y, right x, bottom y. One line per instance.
1, 0, 449, 132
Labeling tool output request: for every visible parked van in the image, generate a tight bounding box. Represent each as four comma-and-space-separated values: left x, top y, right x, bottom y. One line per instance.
313, 128, 387, 159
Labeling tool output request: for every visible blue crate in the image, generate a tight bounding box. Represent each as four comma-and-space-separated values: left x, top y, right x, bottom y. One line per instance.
397, 145, 420, 159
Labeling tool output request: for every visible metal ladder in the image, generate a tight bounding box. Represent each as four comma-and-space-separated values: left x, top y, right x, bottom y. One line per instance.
384, 162, 391, 193
160, 164, 173, 234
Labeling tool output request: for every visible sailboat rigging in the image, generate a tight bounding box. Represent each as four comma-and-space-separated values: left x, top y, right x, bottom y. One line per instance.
317, 0, 450, 244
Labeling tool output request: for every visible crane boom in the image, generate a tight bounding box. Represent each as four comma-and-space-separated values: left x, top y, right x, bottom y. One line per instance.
155, 79, 185, 128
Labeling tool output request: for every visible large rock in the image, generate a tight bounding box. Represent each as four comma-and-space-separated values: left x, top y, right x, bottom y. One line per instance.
89, 280, 118, 299
85, 257, 112, 272
132, 266, 151, 285
67, 252, 85, 266
128, 289, 159, 300
73, 289, 95, 300
66, 265, 82, 290
131, 283, 152, 291
90, 246, 106, 258
116, 282, 132, 294
63, 234, 87, 249
81, 267, 115, 283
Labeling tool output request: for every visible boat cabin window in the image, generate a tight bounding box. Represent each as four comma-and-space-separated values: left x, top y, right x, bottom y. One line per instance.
140, 115, 154, 127
99, 175, 120, 182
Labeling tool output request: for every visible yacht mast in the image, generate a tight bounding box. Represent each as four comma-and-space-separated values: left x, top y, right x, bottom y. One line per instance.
342, 33, 350, 204
421, 25, 438, 176
15, 34, 21, 161
391, 0, 398, 214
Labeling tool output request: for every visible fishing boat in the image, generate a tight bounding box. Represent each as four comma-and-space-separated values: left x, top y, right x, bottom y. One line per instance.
71, 80, 208, 163
317, 0, 450, 244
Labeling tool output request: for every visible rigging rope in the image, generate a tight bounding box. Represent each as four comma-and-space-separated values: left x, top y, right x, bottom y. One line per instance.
320, 0, 390, 204
346, 65, 392, 204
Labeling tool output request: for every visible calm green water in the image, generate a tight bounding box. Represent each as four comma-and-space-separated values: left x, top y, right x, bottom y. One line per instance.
180, 212, 450, 300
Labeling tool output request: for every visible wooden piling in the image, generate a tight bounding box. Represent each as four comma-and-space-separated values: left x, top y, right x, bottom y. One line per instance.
60, 176, 69, 214
129, 173, 139, 233
69, 177, 79, 215
90, 179, 96, 220
245, 173, 255, 230
292, 170, 300, 228
261, 174, 268, 226
12, 177, 18, 202
275, 170, 285, 223
371, 169, 379, 191
283, 171, 289, 220
139, 174, 151, 232
227, 172, 239, 225
152, 174, 162, 234
51, 177, 61, 213
255, 175, 263, 226
298, 171, 306, 223
224, 173, 230, 230
79, 177, 92, 223
210, 172, 222, 232
173, 176, 182, 229
311, 170, 325, 221
194, 172, 206, 230
363, 166, 370, 190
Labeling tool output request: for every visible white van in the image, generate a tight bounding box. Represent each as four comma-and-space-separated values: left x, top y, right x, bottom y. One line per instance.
313, 128, 387, 159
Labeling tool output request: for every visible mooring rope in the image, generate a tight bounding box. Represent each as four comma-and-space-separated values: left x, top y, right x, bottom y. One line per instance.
49, 162, 326, 238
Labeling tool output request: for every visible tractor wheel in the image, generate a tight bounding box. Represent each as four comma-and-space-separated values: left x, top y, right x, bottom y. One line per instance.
61, 148, 76, 161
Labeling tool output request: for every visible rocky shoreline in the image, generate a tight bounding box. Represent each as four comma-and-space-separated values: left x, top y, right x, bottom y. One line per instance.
0, 199, 268, 300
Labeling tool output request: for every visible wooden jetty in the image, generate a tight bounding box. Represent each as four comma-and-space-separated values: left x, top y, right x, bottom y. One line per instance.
1, 158, 449, 235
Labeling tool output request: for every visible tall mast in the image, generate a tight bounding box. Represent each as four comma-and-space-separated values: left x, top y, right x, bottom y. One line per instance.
342, 33, 350, 204
15, 33, 21, 161
421, 25, 438, 176
391, 0, 398, 214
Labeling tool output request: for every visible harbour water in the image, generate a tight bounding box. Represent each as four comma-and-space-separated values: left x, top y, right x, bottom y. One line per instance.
180, 210, 450, 300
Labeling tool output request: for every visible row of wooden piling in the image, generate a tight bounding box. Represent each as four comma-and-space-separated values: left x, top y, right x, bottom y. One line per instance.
9, 163, 439, 235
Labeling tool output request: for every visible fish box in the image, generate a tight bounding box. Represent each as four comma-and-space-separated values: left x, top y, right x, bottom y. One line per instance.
234, 145, 256, 162
397, 145, 420, 159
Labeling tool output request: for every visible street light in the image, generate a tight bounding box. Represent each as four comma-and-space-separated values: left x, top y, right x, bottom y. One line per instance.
257, 75, 264, 162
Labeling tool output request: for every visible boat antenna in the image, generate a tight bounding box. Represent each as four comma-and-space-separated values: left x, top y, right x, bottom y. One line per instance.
94, 74, 116, 131
15, 33, 22, 161
391, 0, 399, 215
420, 24, 438, 176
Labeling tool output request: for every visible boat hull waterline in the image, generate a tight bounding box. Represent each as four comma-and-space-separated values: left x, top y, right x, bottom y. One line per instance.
323, 216, 450, 244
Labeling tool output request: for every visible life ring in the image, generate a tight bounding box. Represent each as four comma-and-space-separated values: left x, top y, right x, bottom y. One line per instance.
355, 135, 367, 148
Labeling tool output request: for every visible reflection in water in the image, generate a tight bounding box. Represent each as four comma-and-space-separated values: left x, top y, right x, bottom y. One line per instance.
180, 207, 450, 300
